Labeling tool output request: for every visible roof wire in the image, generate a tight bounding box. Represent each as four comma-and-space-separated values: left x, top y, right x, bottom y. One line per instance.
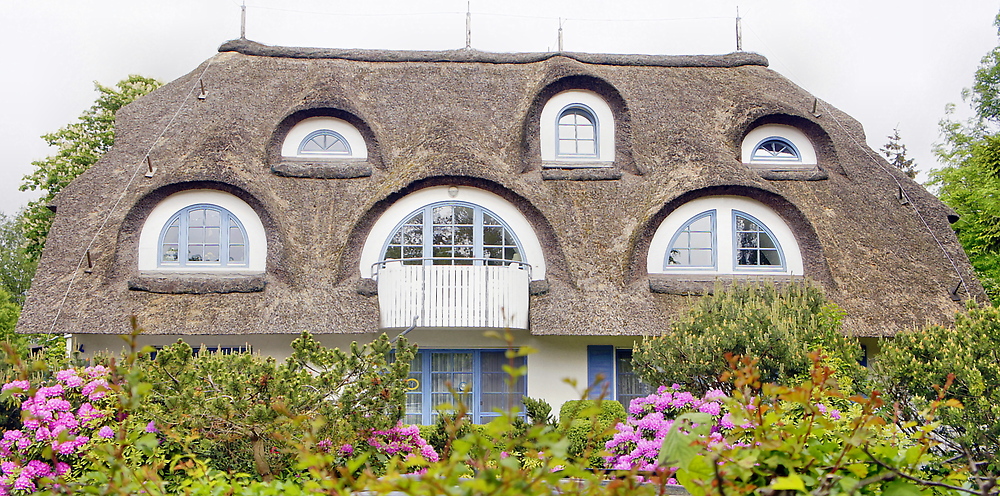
47, 57, 218, 333
745, 24, 972, 300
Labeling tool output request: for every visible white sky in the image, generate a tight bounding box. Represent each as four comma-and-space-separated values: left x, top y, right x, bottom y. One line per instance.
1, 0, 998, 215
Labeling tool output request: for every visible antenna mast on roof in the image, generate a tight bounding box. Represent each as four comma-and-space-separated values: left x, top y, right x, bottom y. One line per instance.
240, 1, 247, 40
558, 18, 564, 52
465, 2, 472, 49
735, 6, 743, 51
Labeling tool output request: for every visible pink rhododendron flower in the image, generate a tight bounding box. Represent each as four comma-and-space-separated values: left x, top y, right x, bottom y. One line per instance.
97, 426, 115, 439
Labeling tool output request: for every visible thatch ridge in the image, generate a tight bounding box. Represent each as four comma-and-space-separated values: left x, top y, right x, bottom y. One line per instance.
219, 38, 769, 68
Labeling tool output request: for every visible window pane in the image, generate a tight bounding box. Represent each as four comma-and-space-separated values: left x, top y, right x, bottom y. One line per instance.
188, 227, 205, 243
203, 246, 220, 262
433, 206, 453, 225
483, 226, 503, 246
760, 233, 776, 249
206, 228, 220, 244
188, 246, 203, 262
433, 226, 453, 245
205, 209, 221, 226
689, 249, 713, 266
229, 245, 245, 262
229, 225, 243, 244
739, 232, 758, 248
690, 232, 712, 249
454, 206, 474, 224
164, 225, 179, 243
433, 246, 452, 259
577, 140, 596, 156
690, 215, 712, 231
455, 226, 474, 246
758, 249, 781, 266
189, 208, 205, 225
737, 249, 757, 265
403, 226, 423, 245
384, 246, 401, 260
162, 245, 178, 262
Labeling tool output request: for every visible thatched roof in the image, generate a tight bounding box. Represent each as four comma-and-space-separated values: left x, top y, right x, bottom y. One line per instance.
17, 39, 984, 338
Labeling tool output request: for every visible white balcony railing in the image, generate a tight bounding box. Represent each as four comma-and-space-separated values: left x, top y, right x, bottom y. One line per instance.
374, 259, 531, 329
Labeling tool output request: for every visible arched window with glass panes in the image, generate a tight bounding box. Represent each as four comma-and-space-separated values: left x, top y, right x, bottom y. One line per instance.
751, 137, 800, 163
556, 104, 598, 158
298, 129, 351, 155
381, 202, 524, 266
159, 204, 248, 267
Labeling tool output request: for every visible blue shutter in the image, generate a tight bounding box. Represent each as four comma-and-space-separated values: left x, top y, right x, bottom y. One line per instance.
587, 345, 614, 400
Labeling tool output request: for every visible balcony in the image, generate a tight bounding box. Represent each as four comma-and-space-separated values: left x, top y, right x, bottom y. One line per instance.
374, 259, 531, 329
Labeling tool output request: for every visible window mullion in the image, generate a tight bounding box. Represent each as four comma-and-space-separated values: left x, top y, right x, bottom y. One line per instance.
422, 206, 433, 265
473, 206, 484, 266
472, 350, 482, 423
178, 210, 189, 267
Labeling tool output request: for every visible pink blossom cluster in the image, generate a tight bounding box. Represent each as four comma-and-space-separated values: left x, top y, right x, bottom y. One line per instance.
0, 367, 117, 496
605, 385, 734, 476
366, 423, 439, 465
320, 422, 439, 474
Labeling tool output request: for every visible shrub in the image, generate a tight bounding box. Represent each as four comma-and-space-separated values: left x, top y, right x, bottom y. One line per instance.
874, 301, 1000, 475
140, 332, 415, 480
522, 396, 556, 427
633, 281, 862, 394
558, 399, 625, 467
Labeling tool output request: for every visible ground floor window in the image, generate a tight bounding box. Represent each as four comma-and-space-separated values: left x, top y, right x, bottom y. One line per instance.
404, 349, 526, 425
588, 345, 655, 407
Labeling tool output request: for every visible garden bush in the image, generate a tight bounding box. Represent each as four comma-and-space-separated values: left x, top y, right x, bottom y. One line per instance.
559, 399, 625, 467
633, 281, 863, 394
874, 301, 1000, 476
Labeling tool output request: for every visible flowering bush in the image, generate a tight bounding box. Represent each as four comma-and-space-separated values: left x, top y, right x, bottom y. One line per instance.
604, 385, 737, 477
0, 366, 156, 494
320, 422, 438, 476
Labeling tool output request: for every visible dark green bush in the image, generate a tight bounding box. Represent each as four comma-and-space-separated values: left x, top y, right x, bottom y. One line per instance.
633, 281, 862, 394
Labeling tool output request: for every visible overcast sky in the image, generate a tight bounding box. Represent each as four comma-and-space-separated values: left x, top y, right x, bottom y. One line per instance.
1, 1, 998, 215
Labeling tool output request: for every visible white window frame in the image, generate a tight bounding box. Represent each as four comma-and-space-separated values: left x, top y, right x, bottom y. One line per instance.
138, 190, 267, 273
281, 116, 368, 159
359, 186, 546, 280
647, 196, 802, 276
540, 90, 615, 163
741, 124, 816, 165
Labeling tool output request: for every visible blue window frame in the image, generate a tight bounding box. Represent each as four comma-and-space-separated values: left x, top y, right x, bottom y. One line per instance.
666, 210, 716, 269
158, 204, 248, 267
404, 349, 526, 425
751, 137, 800, 162
556, 104, 598, 158
298, 129, 351, 155
382, 202, 525, 266
587, 346, 654, 407
733, 210, 784, 269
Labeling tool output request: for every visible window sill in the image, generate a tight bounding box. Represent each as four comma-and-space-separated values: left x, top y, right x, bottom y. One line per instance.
746, 163, 828, 181
648, 273, 804, 295
271, 158, 373, 179
356, 277, 549, 296
128, 272, 267, 294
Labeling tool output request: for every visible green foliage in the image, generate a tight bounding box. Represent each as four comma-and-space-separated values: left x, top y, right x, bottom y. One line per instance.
874, 301, 1000, 475
665, 353, 974, 496
140, 332, 415, 480
880, 127, 918, 179
19, 75, 161, 260
558, 399, 625, 467
931, 12, 1000, 304
0, 212, 35, 306
523, 395, 556, 427
633, 281, 862, 394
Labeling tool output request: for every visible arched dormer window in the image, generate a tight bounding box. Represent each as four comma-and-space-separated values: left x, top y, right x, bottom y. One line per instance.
159, 205, 247, 267
649, 196, 802, 276
281, 116, 367, 159
741, 124, 815, 166
298, 129, 351, 156
540, 90, 614, 164
557, 105, 598, 158
138, 190, 266, 273
382, 202, 524, 266
360, 186, 546, 280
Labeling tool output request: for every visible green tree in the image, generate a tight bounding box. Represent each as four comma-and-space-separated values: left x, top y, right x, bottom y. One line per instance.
0, 212, 35, 306
632, 282, 862, 395
931, 12, 1000, 304
19, 75, 161, 260
873, 302, 1000, 477
880, 127, 917, 179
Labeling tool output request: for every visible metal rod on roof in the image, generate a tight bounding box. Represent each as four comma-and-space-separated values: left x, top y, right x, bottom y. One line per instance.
84, 250, 93, 274
241, 1, 247, 40
465, 2, 471, 49
735, 7, 742, 52
558, 18, 564, 52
